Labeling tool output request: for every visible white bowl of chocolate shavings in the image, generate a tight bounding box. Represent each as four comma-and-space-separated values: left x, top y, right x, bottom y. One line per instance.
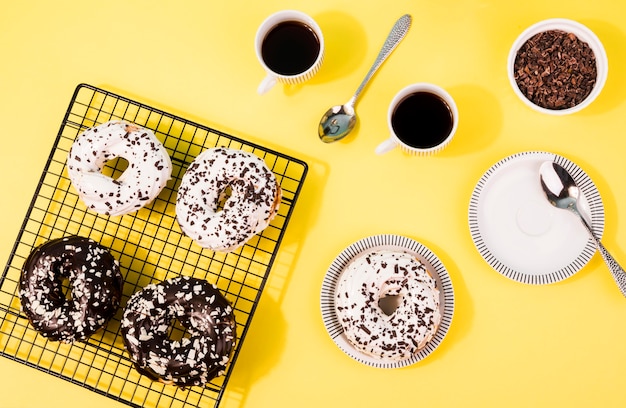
508, 18, 608, 115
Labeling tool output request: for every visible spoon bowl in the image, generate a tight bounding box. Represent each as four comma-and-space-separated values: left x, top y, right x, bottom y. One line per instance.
540, 161, 626, 297
318, 14, 412, 143
318, 104, 356, 143
539, 161, 581, 211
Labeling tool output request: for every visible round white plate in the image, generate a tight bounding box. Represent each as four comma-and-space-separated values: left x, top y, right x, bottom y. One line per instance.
320, 234, 454, 368
469, 151, 604, 284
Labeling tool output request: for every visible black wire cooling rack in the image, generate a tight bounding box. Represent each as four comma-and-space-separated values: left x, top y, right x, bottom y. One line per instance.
0, 84, 308, 408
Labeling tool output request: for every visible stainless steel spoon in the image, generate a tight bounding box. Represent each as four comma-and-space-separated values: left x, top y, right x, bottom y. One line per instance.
539, 161, 626, 297
318, 14, 412, 143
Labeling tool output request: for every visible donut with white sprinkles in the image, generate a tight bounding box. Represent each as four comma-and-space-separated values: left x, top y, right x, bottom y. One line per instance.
67, 120, 172, 216
335, 250, 442, 361
19, 236, 123, 343
176, 147, 281, 252
121, 276, 237, 387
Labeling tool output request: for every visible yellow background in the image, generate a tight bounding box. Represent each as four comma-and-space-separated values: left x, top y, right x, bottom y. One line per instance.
2, 0, 626, 407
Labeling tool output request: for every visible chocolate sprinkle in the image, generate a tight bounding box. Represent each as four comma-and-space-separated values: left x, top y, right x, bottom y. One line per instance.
514, 30, 597, 110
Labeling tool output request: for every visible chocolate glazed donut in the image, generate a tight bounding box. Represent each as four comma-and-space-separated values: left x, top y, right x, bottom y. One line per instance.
121, 276, 237, 387
19, 236, 123, 343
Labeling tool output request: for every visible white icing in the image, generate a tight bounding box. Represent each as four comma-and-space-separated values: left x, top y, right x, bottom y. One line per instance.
176, 147, 281, 252
67, 120, 172, 216
335, 250, 441, 361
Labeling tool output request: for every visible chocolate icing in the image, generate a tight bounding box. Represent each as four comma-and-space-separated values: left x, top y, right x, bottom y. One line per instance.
121, 276, 237, 387
19, 235, 123, 343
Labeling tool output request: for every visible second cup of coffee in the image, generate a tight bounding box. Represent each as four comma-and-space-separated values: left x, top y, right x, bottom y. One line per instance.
375, 83, 458, 155
255, 10, 324, 95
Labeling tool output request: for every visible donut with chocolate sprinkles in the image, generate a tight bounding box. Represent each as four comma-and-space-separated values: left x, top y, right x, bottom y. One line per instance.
335, 250, 441, 361
176, 147, 281, 252
19, 236, 123, 343
67, 120, 172, 216
121, 276, 237, 387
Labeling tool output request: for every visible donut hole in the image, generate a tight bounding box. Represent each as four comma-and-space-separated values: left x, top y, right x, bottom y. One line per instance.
378, 294, 402, 316
216, 185, 233, 212
167, 318, 192, 343
49, 263, 73, 302
57, 276, 73, 302
101, 157, 130, 181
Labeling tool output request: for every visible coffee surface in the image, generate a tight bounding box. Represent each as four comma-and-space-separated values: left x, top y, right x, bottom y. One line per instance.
261, 21, 320, 75
391, 92, 453, 149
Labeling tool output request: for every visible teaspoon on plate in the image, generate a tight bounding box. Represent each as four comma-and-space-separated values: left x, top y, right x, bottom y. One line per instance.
539, 161, 626, 297
318, 14, 412, 143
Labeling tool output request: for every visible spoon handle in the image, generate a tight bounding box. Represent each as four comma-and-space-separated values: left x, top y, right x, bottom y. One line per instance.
596, 241, 626, 297
579, 217, 626, 297
349, 14, 412, 108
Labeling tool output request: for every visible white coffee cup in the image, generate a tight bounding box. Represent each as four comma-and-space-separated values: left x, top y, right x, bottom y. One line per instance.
255, 10, 325, 95
375, 83, 458, 155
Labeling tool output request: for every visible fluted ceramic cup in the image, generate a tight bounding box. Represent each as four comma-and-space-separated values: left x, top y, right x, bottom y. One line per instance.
255, 10, 324, 95
376, 83, 458, 155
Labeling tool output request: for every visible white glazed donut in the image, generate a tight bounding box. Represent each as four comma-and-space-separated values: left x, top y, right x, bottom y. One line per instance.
335, 250, 441, 361
176, 147, 281, 252
67, 120, 172, 216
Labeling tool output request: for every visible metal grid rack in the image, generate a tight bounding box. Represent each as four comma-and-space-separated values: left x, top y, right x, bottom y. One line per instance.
0, 84, 308, 408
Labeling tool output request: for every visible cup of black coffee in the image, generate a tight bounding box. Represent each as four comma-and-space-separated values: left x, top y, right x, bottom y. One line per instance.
375, 83, 458, 155
255, 10, 324, 95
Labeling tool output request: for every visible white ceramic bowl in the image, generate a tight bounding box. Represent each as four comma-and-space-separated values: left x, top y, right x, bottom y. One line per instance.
507, 18, 608, 115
